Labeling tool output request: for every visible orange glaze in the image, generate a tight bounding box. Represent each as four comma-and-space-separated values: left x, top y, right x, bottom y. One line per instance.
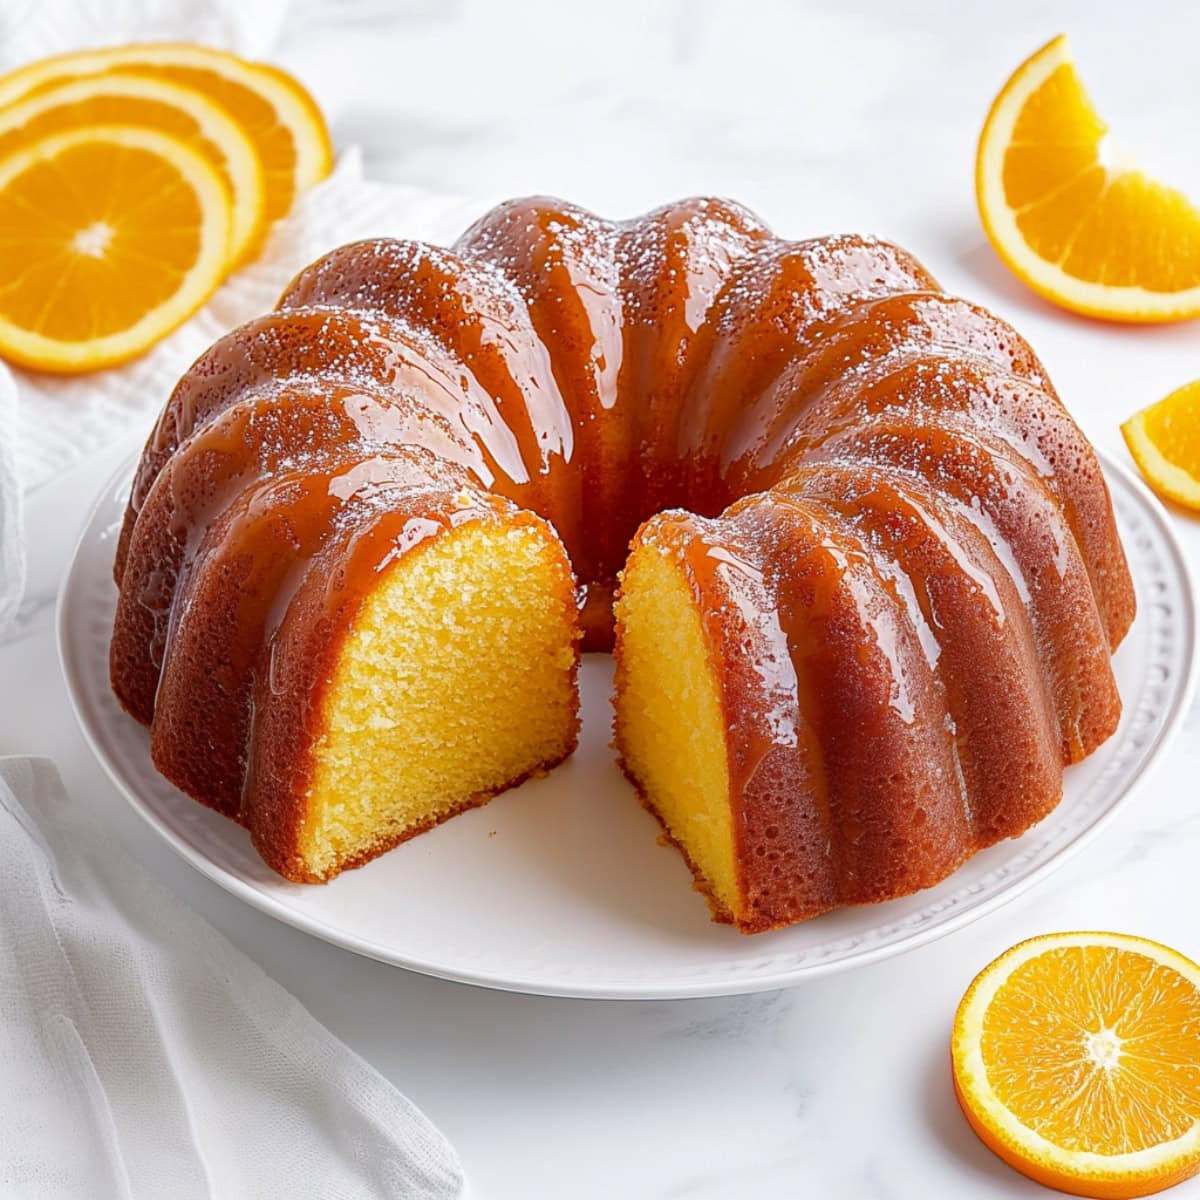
750, 354, 1133, 648
676, 237, 938, 474
116, 198, 1135, 655
146, 446, 498, 820
111, 384, 483, 723
795, 420, 1120, 762
653, 497, 973, 926
111, 195, 1137, 909
718, 293, 1048, 486
114, 307, 521, 579
776, 462, 1064, 844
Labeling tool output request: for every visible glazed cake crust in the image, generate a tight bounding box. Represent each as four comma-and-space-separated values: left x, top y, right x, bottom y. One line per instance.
111, 195, 1136, 917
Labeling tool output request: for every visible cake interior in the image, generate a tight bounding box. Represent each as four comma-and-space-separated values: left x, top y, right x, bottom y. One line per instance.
298, 519, 578, 879
613, 541, 740, 922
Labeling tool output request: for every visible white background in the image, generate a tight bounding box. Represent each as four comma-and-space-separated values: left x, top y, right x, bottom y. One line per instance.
4, 1, 1200, 1195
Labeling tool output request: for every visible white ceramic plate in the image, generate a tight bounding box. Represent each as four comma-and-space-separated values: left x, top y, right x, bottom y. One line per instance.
60, 452, 1196, 999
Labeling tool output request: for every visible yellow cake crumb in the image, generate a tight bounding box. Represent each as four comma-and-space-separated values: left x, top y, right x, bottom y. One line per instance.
299, 518, 578, 877
614, 542, 740, 919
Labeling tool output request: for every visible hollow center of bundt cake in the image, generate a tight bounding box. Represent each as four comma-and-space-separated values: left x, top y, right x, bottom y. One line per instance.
298, 521, 578, 879
613, 543, 739, 921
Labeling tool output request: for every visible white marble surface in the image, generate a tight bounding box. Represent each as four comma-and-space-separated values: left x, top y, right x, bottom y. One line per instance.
5, 1, 1200, 1195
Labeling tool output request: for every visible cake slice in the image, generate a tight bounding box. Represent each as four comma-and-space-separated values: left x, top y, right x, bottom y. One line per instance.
122, 443, 580, 882
265, 509, 581, 881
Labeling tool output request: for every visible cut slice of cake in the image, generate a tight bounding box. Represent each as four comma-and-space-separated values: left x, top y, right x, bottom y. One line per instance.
275, 512, 581, 881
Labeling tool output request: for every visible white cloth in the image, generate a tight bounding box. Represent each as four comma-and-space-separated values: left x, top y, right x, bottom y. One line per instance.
0, 368, 23, 633
0, 0, 288, 64
0, 4, 473, 1193
0, 0, 485, 633
0, 756, 466, 1199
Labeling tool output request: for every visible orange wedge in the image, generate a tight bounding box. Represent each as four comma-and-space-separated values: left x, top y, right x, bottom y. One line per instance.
952, 932, 1200, 1198
977, 35, 1200, 323
1122, 381, 1200, 511
0, 72, 264, 266
0, 124, 230, 372
0, 43, 331, 229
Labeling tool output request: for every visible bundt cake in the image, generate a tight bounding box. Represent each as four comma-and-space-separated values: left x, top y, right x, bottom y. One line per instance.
110, 196, 1135, 931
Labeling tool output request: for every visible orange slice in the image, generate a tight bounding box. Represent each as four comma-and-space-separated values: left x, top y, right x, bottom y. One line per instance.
0, 43, 331, 228
977, 35, 1200, 323
0, 72, 264, 266
1122, 381, 1200, 511
952, 932, 1200, 1198
0, 124, 230, 372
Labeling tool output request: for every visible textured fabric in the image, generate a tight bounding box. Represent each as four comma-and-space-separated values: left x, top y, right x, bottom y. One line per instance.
0, 369, 22, 632
0, 0, 288, 64
0, 0, 483, 633
0, 757, 466, 1199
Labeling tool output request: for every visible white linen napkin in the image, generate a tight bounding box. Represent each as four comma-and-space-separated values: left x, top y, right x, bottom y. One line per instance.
0, 756, 466, 1199
0, 368, 22, 634
0, 0, 486, 633
0, 0, 288, 64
